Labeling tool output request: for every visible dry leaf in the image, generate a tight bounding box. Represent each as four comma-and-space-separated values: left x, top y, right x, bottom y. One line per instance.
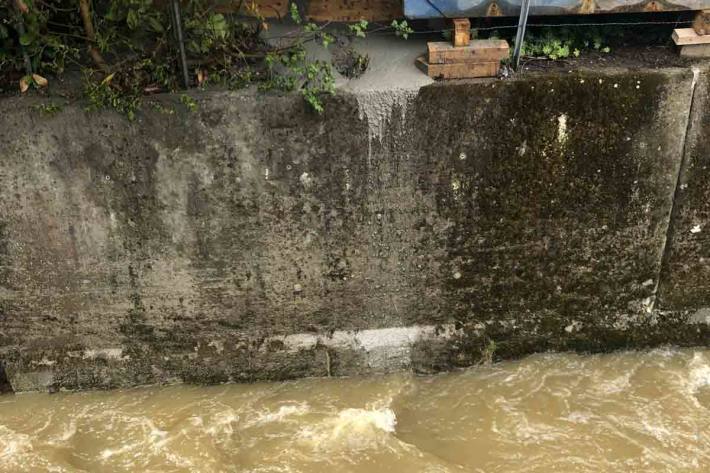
32, 74, 48, 87
101, 73, 115, 86
196, 69, 205, 85
19, 77, 29, 93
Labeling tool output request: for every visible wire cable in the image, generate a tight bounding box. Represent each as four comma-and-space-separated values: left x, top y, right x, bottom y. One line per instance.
367, 19, 693, 36
424, 0, 449, 18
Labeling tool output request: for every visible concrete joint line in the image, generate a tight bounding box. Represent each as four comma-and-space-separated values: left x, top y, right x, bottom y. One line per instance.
651, 66, 701, 313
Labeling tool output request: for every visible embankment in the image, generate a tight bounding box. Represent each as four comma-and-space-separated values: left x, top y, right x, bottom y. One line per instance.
1, 65, 709, 392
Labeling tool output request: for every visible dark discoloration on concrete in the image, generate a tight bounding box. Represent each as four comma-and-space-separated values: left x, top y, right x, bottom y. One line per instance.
0, 68, 708, 392
405, 70, 708, 363
0, 362, 12, 394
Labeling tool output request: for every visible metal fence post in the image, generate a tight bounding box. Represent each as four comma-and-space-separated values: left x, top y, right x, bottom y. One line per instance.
170, 0, 190, 89
512, 0, 532, 71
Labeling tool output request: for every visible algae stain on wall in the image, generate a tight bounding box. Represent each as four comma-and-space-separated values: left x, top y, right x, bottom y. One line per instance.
407, 73, 685, 338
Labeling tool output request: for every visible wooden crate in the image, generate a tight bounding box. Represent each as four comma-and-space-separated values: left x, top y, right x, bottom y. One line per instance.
417, 56, 499, 79
428, 40, 509, 64
672, 28, 710, 57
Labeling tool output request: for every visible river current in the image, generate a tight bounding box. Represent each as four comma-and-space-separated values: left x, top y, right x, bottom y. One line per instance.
1, 348, 709, 472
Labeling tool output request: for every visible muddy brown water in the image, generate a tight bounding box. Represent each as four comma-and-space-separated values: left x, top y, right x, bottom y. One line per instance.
1, 348, 709, 472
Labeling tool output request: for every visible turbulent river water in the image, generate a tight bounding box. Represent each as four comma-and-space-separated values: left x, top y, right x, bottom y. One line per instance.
1, 348, 709, 472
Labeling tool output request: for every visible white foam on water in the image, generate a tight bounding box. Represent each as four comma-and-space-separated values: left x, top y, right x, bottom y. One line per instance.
0, 425, 32, 461
246, 403, 310, 427
298, 406, 397, 452
336, 407, 397, 433
100, 442, 138, 461
49, 418, 77, 445
687, 352, 710, 394
565, 411, 592, 424
206, 408, 240, 436
144, 418, 169, 450
0, 424, 64, 473
641, 419, 674, 442
508, 414, 567, 444
597, 371, 632, 394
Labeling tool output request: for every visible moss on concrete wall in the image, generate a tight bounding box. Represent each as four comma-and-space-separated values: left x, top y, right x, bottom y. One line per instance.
0, 68, 708, 392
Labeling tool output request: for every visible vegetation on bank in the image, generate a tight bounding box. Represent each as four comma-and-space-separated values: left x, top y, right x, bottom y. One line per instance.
0, 3, 686, 116
517, 27, 611, 60
0, 0, 412, 116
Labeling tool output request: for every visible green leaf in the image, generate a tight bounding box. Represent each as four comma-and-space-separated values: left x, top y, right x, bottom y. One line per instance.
321, 32, 334, 48
19, 33, 32, 46
391, 20, 413, 39
208, 13, 228, 39
127, 10, 138, 30
147, 16, 164, 33
289, 3, 302, 24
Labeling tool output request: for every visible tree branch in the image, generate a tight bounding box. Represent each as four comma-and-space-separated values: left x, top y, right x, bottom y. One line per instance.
78, 0, 108, 71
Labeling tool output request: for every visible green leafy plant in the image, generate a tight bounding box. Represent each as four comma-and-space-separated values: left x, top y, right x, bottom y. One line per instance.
1, 0, 412, 115
179, 93, 198, 112
262, 46, 335, 113
0, 0, 79, 86
84, 71, 141, 120
391, 19, 414, 39
32, 101, 63, 115
149, 100, 175, 115
348, 20, 368, 38
289, 2, 302, 24
518, 28, 612, 60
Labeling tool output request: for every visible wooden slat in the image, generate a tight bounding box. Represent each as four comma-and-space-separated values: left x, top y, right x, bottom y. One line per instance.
213, 0, 402, 22
428, 40, 509, 64
306, 0, 402, 22
680, 44, 710, 57
453, 18, 471, 47
416, 56, 499, 79
672, 28, 710, 45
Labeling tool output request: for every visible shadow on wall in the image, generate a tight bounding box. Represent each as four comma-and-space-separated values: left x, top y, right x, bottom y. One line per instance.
0, 363, 13, 395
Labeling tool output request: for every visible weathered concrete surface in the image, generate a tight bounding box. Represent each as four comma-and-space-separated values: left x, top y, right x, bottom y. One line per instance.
0, 67, 708, 392
659, 69, 710, 314
406, 68, 710, 369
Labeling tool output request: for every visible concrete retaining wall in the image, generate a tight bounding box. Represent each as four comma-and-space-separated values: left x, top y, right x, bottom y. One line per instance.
1, 66, 708, 392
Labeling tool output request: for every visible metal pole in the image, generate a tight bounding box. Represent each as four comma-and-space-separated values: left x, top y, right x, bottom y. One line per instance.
512, 0, 532, 71
171, 0, 190, 89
